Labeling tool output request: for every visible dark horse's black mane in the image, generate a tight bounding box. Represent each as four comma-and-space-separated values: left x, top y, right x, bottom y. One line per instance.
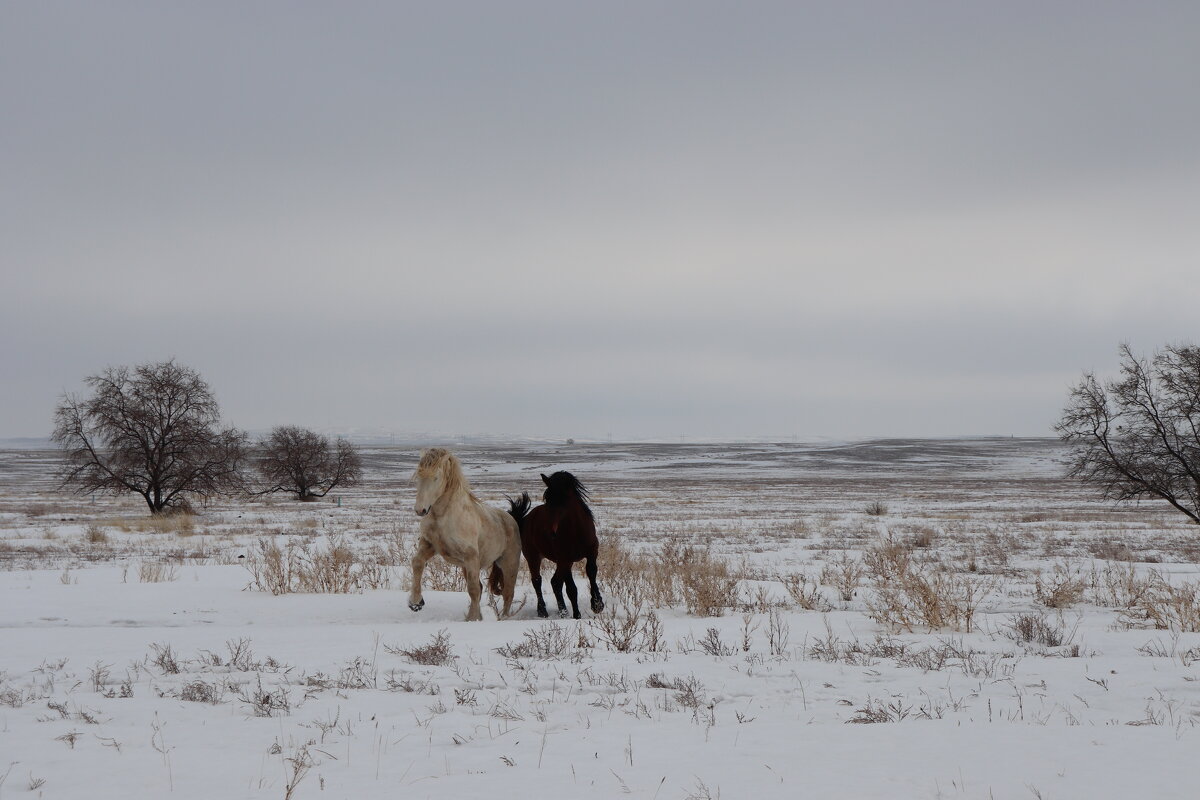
542, 471, 593, 518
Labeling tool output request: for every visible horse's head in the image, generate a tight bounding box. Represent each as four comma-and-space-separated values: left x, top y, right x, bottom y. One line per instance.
541, 471, 590, 507
413, 448, 456, 516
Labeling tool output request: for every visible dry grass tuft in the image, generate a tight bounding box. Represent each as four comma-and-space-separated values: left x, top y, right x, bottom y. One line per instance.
244, 536, 389, 594
138, 561, 179, 583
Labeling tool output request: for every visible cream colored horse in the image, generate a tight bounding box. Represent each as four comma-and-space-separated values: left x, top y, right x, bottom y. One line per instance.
409, 448, 521, 621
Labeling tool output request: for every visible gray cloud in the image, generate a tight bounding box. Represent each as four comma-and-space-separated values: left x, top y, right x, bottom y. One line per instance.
3, 2, 1198, 439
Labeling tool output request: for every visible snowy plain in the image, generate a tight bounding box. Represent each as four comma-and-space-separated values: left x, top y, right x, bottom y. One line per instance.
1, 439, 1199, 799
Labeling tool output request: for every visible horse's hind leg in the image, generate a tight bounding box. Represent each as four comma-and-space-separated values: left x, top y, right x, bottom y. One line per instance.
552, 563, 581, 619
549, 564, 573, 618
499, 547, 520, 618
461, 560, 484, 621
408, 538, 435, 612
585, 555, 604, 614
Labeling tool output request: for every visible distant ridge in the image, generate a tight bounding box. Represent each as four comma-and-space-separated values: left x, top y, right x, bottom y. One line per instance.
0, 437, 53, 449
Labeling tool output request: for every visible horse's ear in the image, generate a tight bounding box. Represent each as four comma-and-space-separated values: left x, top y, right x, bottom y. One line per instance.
541, 473, 550, 485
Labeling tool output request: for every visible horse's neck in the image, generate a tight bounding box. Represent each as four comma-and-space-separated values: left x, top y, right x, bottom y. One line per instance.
432, 484, 477, 517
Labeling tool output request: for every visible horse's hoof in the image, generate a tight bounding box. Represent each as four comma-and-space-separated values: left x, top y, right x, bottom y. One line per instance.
408, 599, 425, 612
591, 599, 605, 614
536, 606, 549, 618
558, 609, 570, 619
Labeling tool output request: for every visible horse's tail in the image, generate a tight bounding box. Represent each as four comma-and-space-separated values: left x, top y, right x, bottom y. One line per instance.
507, 492, 531, 531
488, 562, 505, 596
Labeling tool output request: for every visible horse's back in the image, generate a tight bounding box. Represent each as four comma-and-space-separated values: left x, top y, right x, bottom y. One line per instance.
523, 502, 597, 563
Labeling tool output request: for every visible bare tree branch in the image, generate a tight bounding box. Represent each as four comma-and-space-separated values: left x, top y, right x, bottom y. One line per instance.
1056, 343, 1200, 524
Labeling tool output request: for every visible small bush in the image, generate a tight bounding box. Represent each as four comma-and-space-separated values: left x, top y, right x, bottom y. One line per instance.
180, 679, 224, 704
245, 536, 389, 595
589, 598, 664, 652
863, 501, 889, 517
819, 552, 865, 601
778, 573, 831, 611
1091, 562, 1155, 608
863, 539, 998, 632
386, 630, 455, 666
496, 622, 585, 660
1125, 578, 1200, 632
1003, 612, 1074, 649
1033, 562, 1087, 609
238, 675, 290, 717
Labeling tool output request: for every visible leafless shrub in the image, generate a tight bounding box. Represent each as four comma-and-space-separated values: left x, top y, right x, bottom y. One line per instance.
1, 685, 29, 708
238, 675, 290, 717
763, 607, 789, 656
1033, 562, 1087, 608
55, 730, 82, 748
1124, 578, 1200, 632
809, 628, 911, 667
819, 552, 865, 601
697, 627, 735, 657
906, 525, 936, 549
282, 744, 315, 800
84, 523, 109, 544
1002, 612, 1075, 650
645, 673, 705, 707
386, 630, 455, 666
244, 539, 298, 595
148, 643, 180, 675
847, 697, 910, 723
180, 679, 224, 704
778, 573, 832, 611
679, 548, 741, 617
685, 778, 721, 800
1091, 562, 1155, 608
383, 671, 440, 694
89, 661, 111, 693
496, 622, 585, 660
1087, 537, 1138, 562
863, 540, 999, 632
244, 536, 388, 595
590, 599, 664, 652
863, 501, 889, 517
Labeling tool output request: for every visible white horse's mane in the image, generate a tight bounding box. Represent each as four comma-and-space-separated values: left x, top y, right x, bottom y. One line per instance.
415, 447, 477, 502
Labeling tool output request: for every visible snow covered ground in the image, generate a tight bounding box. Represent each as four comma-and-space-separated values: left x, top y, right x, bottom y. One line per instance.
1, 439, 1198, 799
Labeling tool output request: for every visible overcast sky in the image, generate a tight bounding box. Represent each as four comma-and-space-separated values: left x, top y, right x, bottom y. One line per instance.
2, 2, 1198, 440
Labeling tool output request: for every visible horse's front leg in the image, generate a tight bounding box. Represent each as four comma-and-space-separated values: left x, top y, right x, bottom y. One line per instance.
461, 556, 484, 621
585, 554, 604, 614
408, 538, 435, 612
527, 555, 549, 618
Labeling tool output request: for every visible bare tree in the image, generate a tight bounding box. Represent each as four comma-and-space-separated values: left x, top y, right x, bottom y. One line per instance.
255, 426, 362, 501
52, 360, 248, 514
1056, 343, 1200, 524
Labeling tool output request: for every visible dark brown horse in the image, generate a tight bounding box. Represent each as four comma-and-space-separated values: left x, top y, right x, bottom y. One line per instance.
509, 471, 604, 619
